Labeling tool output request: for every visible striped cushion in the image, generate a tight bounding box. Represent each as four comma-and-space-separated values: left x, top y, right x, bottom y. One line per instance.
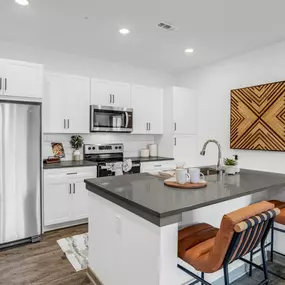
234, 208, 280, 233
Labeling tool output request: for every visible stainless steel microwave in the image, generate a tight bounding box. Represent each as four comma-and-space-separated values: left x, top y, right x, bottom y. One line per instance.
90, 105, 133, 133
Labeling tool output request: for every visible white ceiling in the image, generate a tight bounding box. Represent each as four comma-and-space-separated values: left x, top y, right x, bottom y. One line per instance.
1, 0, 285, 73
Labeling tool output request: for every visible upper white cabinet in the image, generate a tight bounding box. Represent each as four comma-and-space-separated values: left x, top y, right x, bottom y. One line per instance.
91, 79, 131, 108
173, 87, 197, 135
131, 85, 163, 134
43, 72, 90, 133
0, 59, 43, 99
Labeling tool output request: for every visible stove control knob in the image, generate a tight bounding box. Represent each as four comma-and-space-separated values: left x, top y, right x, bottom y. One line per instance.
115, 146, 118, 149
119, 146, 122, 149
92, 147, 96, 150
88, 147, 91, 150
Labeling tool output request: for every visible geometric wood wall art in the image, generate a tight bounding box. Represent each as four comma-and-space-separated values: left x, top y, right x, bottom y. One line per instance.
230, 81, 285, 151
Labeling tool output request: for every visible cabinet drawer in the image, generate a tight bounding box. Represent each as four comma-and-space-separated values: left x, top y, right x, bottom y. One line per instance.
44, 166, 97, 184
140, 160, 176, 173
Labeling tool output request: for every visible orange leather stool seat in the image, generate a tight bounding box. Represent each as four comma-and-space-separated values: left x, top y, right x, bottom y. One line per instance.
178, 201, 278, 274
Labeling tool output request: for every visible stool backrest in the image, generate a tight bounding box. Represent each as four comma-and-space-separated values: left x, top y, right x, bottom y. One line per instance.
224, 207, 279, 264
208, 201, 277, 272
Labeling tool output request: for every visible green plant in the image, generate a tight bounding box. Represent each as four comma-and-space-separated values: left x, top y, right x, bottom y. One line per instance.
223, 158, 237, 166
70, 135, 84, 150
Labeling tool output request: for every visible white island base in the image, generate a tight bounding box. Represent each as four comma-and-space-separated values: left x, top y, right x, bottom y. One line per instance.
87, 189, 285, 285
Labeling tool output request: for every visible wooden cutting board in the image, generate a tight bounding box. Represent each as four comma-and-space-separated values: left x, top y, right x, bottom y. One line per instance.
164, 180, 207, 189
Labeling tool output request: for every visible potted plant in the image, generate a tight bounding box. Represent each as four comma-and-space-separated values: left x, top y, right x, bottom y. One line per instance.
70, 135, 84, 161
223, 158, 237, 175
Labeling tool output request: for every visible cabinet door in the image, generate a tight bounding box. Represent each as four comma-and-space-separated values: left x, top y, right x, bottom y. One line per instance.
173, 88, 197, 135
71, 181, 89, 220
131, 85, 149, 134
91, 79, 112, 106
66, 76, 90, 133
112, 82, 131, 108
43, 73, 67, 133
44, 182, 72, 226
174, 136, 197, 167
3, 60, 43, 98
148, 87, 163, 134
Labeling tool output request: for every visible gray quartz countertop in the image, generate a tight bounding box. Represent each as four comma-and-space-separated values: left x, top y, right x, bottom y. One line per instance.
43, 160, 97, 169
124, 156, 174, 162
85, 169, 285, 226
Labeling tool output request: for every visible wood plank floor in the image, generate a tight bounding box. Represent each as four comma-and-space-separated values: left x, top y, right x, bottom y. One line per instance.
0, 224, 91, 285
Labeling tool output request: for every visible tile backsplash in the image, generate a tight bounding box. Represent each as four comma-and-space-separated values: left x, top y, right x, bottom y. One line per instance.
43, 133, 156, 160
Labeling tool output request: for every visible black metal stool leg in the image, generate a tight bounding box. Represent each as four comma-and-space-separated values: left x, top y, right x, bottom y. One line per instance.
261, 242, 269, 284
249, 251, 253, 277
270, 224, 274, 262
223, 265, 230, 285
201, 272, 204, 285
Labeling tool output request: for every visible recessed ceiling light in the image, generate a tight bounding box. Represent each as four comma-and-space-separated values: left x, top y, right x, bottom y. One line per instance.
15, 0, 29, 6
119, 28, 130, 35
185, 48, 194, 53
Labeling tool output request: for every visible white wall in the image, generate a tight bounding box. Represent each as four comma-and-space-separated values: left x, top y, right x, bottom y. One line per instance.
0, 40, 174, 87
0, 40, 174, 159
177, 40, 285, 174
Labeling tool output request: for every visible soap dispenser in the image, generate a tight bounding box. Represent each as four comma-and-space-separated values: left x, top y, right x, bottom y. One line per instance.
234, 155, 240, 174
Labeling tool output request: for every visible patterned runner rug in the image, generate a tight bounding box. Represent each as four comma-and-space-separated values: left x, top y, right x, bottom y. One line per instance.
57, 233, 88, 271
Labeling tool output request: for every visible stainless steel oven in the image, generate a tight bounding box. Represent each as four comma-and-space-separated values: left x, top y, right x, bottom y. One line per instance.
90, 105, 133, 133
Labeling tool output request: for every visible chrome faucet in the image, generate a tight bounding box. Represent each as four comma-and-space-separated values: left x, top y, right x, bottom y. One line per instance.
200, 139, 223, 171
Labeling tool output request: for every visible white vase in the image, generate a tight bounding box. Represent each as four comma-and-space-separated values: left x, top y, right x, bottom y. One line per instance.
225, 165, 236, 175
73, 149, 81, 161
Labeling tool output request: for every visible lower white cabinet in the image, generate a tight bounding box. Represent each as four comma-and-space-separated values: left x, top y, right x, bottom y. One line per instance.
44, 166, 97, 228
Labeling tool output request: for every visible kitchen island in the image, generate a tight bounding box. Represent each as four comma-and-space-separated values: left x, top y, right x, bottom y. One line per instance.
85, 170, 285, 285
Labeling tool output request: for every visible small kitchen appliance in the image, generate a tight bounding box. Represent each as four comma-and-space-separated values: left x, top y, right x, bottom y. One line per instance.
90, 106, 133, 133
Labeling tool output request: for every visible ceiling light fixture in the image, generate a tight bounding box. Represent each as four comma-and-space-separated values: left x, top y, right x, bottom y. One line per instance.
119, 28, 130, 35
15, 0, 29, 6
185, 48, 194, 53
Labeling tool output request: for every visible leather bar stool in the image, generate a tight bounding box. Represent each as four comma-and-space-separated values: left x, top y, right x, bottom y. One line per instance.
178, 201, 279, 285
268, 200, 285, 262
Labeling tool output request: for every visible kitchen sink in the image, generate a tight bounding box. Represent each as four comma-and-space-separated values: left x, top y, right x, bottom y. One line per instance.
200, 167, 224, 176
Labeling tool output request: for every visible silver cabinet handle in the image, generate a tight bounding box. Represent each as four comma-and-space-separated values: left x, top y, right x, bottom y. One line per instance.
64, 119, 66, 129
109, 94, 112, 103
149, 123, 151, 131
174, 138, 177, 146
73, 183, 75, 194
146, 123, 149, 131
174, 122, 177, 131
112, 94, 115, 104
67, 119, 70, 129
69, 184, 72, 194
4, 78, 7, 91
0, 78, 2, 91
67, 172, 78, 175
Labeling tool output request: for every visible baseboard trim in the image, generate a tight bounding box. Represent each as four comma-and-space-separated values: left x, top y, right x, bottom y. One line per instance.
87, 267, 104, 285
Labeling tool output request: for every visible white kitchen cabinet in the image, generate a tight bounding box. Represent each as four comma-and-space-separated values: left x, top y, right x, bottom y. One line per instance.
131, 85, 163, 134
0, 59, 43, 99
91, 78, 131, 108
44, 182, 72, 226
43, 72, 90, 133
173, 87, 197, 135
157, 86, 197, 166
44, 166, 97, 229
174, 135, 197, 167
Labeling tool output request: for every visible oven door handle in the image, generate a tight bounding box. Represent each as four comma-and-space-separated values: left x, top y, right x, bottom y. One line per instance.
125, 112, 129, 128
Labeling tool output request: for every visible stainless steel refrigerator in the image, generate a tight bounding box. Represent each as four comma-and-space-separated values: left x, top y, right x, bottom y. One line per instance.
0, 100, 42, 248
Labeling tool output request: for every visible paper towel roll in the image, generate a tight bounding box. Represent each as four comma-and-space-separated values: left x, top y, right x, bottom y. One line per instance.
149, 144, 158, 157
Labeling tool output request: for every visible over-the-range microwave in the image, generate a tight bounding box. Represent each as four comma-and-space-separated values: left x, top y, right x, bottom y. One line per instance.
90, 105, 133, 133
